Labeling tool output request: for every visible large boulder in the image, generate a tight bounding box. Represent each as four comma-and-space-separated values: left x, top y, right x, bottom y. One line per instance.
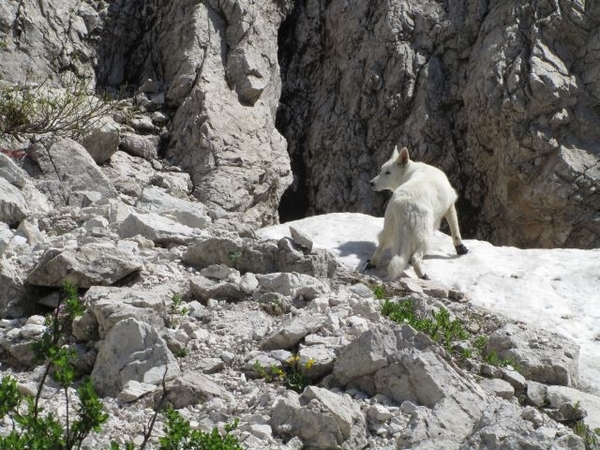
0, 177, 28, 226
271, 386, 367, 449
81, 116, 121, 164
26, 243, 143, 288
75, 286, 172, 339
0, 153, 50, 223
486, 323, 580, 387
117, 210, 204, 246
91, 318, 180, 397
0, 257, 25, 318
135, 185, 211, 229
182, 235, 339, 278
29, 137, 118, 207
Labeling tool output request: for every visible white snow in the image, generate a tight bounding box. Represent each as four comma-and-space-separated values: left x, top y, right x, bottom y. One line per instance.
258, 212, 600, 394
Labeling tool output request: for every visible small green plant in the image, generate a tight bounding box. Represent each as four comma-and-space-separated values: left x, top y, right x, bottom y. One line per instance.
473, 335, 520, 369
0, 77, 114, 141
254, 354, 315, 392
170, 294, 188, 316
0, 281, 108, 450
228, 250, 243, 263
381, 298, 468, 352
572, 420, 599, 450
158, 408, 243, 450
175, 348, 188, 358
372, 285, 386, 300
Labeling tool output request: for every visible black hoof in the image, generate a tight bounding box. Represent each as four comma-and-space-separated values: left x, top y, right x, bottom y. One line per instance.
420, 273, 430, 280
455, 243, 469, 255
364, 259, 375, 271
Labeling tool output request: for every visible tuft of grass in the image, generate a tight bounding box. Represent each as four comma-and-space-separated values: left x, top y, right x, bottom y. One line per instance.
473, 335, 521, 370
170, 293, 188, 316
372, 285, 386, 300
572, 420, 599, 450
381, 298, 468, 352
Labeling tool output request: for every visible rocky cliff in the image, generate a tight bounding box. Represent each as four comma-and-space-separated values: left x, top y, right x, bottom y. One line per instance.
277, 0, 600, 248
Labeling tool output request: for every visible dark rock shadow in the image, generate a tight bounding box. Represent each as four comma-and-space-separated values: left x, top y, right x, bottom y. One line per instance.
423, 254, 457, 261
336, 241, 388, 273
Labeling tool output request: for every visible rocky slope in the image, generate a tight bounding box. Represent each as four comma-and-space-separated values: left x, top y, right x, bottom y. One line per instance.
2, 103, 599, 448
1, 0, 600, 449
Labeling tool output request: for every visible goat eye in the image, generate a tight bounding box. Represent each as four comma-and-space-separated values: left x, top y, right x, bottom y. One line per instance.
385, 171, 391, 175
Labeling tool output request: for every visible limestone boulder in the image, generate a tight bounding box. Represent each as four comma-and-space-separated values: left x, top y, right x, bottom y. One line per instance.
81, 116, 121, 164
260, 313, 329, 351
29, 137, 117, 207
0, 257, 25, 319
117, 210, 204, 246
0, 153, 50, 224
135, 185, 211, 229
75, 285, 172, 339
159, 373, 234, 410
254, 272, 330, 301
486, 323, 580, 387
271, 387, 367, 449
0, 177, 28, 226
189, 274, 247, 303
91, 318, 180, 398
183, 236, 339, 278
101, 151, 156, 199
26, 243, 143, 288
119, 132, 158, 161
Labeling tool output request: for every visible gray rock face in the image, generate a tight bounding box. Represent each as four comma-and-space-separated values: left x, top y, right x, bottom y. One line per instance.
94, 0, 292, 229
0, 1, 100, 83
277, 1, 600, 248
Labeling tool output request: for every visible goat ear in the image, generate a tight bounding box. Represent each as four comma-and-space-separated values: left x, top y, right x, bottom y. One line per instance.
396, 147, 410, 165
391, 146, 399, 159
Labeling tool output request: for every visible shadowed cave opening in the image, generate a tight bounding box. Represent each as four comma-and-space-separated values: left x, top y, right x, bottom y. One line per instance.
275, 3, 310, 224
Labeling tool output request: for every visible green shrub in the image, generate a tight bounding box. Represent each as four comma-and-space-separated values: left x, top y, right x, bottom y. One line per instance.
0, 78, 113, 141
0, 282, 108, 450
158, 408, 242, 450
